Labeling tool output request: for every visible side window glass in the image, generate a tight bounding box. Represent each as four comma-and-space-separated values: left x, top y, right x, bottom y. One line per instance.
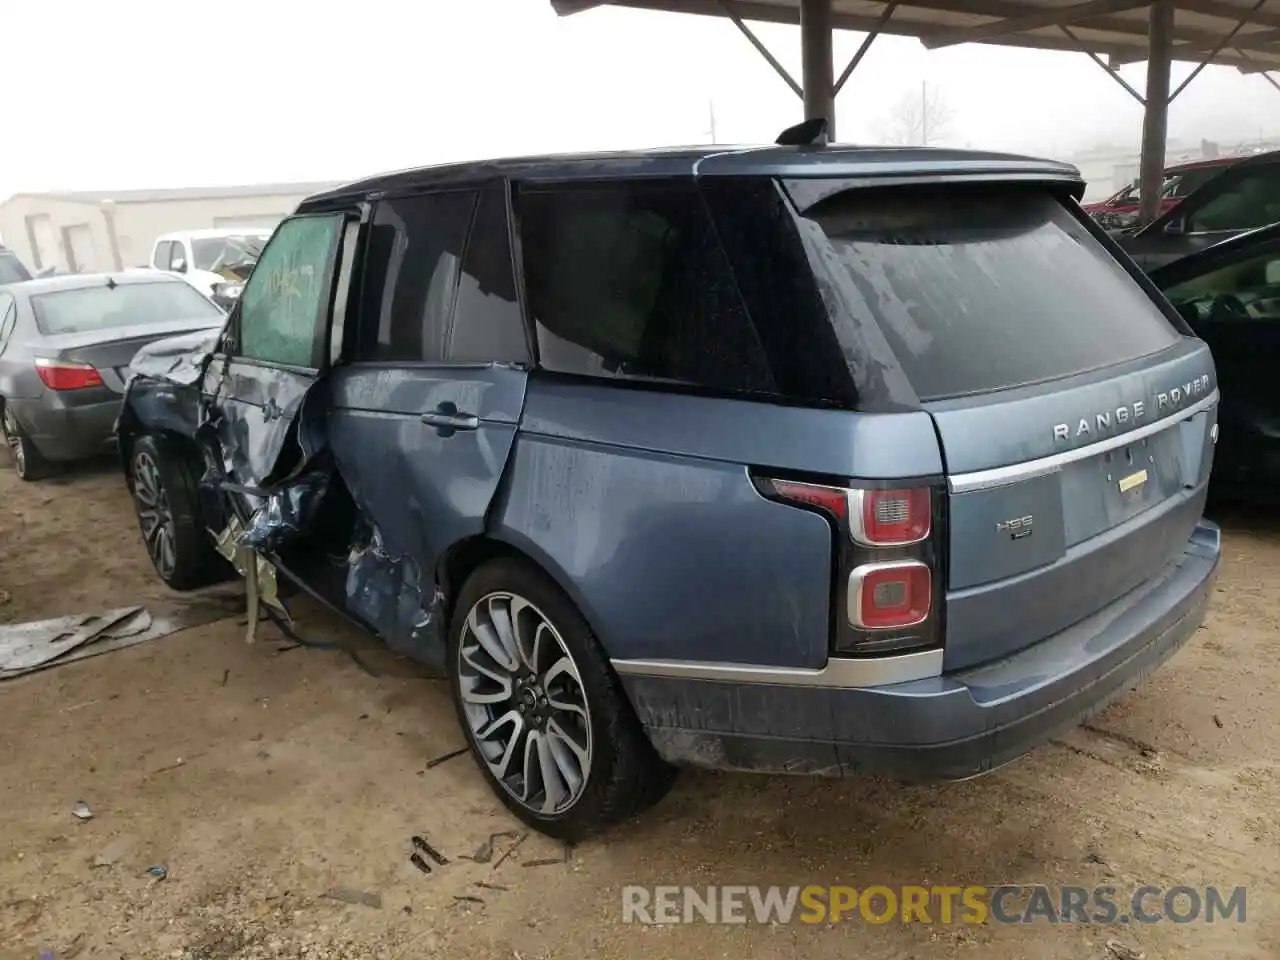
1163, 247, 1280, 324
238, 215, 343, 368
517, 181, 772, 394
356, 191, 475, 362
1189, 169, 1280, 233
153, 241, 171, 270
447, 184, 529, 364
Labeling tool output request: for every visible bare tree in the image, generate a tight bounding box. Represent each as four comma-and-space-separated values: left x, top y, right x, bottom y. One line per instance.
877, 82, 954, 147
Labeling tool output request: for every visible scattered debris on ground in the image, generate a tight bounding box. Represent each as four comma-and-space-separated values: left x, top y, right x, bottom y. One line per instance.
0, 590, 242, 680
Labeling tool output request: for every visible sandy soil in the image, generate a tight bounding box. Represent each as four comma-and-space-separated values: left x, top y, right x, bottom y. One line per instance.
0, 459, 1277, 959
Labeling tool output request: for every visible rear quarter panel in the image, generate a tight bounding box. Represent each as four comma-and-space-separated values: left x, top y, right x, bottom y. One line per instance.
490, 377, 943, 669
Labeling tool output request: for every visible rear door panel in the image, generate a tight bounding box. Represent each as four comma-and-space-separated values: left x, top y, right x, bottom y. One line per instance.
326, 182, 531, 656
329, 365, 527, 572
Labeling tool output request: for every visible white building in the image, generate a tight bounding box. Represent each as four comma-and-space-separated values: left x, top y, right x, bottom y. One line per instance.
0, 181, 342, 273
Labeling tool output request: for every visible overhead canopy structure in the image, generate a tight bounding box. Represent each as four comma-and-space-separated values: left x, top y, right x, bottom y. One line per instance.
555, 0, 1280, 224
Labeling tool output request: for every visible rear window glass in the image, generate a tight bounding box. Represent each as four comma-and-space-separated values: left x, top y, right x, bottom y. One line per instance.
32, 279, 223, 335
794, 187, 1182, 401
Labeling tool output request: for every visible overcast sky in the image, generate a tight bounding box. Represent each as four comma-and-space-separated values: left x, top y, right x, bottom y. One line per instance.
4, 0, 1280, 199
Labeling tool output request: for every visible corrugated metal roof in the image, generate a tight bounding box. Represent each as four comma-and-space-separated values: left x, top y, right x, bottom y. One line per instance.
559, 0, 1280, 70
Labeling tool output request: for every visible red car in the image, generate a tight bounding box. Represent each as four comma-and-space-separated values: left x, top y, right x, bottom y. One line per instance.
1082, 156, 1236, 229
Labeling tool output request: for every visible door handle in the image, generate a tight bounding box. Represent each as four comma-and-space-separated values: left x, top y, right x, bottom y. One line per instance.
420, 408, 479, 431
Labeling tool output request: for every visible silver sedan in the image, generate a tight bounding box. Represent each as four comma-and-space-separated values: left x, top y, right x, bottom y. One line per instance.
0, 272, 226, 480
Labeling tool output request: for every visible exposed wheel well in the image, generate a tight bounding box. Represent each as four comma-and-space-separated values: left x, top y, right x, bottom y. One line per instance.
438, 536, 526, 621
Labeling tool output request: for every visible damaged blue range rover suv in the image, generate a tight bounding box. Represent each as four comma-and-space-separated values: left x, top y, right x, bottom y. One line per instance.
117, 131, 1222, 839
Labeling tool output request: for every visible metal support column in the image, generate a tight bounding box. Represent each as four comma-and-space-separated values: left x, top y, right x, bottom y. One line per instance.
800, 0, 836, 139
1138, 0, 1174, 226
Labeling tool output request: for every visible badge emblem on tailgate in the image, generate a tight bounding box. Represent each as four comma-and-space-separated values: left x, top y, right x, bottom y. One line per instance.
995, 515, 1034, 540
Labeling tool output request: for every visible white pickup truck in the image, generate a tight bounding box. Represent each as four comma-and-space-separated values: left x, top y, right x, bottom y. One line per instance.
149, 228, 272, 304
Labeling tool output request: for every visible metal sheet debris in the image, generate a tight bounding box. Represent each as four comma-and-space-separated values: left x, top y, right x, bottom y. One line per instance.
0, 589, 244, 680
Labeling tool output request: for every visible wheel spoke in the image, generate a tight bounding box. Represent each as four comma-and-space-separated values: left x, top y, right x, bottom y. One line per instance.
461, 641, 513, 688
547, 717, 589, 768
534, 731, 570, 814
477, 709, 524, 781
158, 528, 175, 574
520, 730, 541, 804
525, 621, 552, 675
140, 510, 161, 543
487, 597, 522, 669
468, 605, 519, 672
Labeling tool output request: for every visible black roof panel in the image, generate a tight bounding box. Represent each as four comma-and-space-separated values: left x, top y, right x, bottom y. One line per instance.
299, 144, 1083, 208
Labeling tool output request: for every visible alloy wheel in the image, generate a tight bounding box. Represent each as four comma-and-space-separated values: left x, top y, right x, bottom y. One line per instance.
457, 592, 593, 817
133, 450, 177, 579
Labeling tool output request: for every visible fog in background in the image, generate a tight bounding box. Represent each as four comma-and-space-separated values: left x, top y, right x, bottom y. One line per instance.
4, 0, 1280, 199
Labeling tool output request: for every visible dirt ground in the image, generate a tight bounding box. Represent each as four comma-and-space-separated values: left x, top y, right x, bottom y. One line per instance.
0, 459, 1277, 960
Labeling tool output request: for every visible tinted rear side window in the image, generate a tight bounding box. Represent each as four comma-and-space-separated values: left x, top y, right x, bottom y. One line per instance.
516, 181, 774, 396
793, 187, 1182, 401
356, 191, 475, 362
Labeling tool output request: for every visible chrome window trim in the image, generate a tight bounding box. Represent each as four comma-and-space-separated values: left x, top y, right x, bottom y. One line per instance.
948, 390, 1219, 494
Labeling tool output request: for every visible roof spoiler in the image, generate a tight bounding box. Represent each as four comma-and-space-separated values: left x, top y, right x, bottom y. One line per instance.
776, 118, 829, 147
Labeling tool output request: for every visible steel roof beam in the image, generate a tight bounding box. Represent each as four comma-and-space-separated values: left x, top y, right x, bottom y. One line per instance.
561, 2, 1280, 70
1168, 0, 1268, 97
1060, 24, 1148, 101
718, 0, 805, 96
920, 0, 1153, 50
834, 0, 900, 94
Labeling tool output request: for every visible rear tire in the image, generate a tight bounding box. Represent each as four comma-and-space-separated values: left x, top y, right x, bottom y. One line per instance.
129, 434, 228, 590
2, 407, 51, 482
447, 557, 676, 841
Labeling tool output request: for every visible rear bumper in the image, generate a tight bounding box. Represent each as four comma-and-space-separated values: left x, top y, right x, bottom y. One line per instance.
618, 519, 1220, 780
9, 396, 121, 461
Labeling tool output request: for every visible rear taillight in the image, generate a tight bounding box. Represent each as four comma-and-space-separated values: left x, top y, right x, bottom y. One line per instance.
848, 560, 931, 630
849, 488, 930, 546
755, 476, 945, 657
34, 358, 103, 391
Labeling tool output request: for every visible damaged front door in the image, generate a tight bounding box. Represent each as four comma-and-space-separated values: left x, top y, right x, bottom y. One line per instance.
204, 211, 354, 487
328, 183, 531, 665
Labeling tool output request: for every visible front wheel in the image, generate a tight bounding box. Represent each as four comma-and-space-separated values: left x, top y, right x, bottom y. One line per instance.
129, 434, 229, 590
448, 557, 676, 840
